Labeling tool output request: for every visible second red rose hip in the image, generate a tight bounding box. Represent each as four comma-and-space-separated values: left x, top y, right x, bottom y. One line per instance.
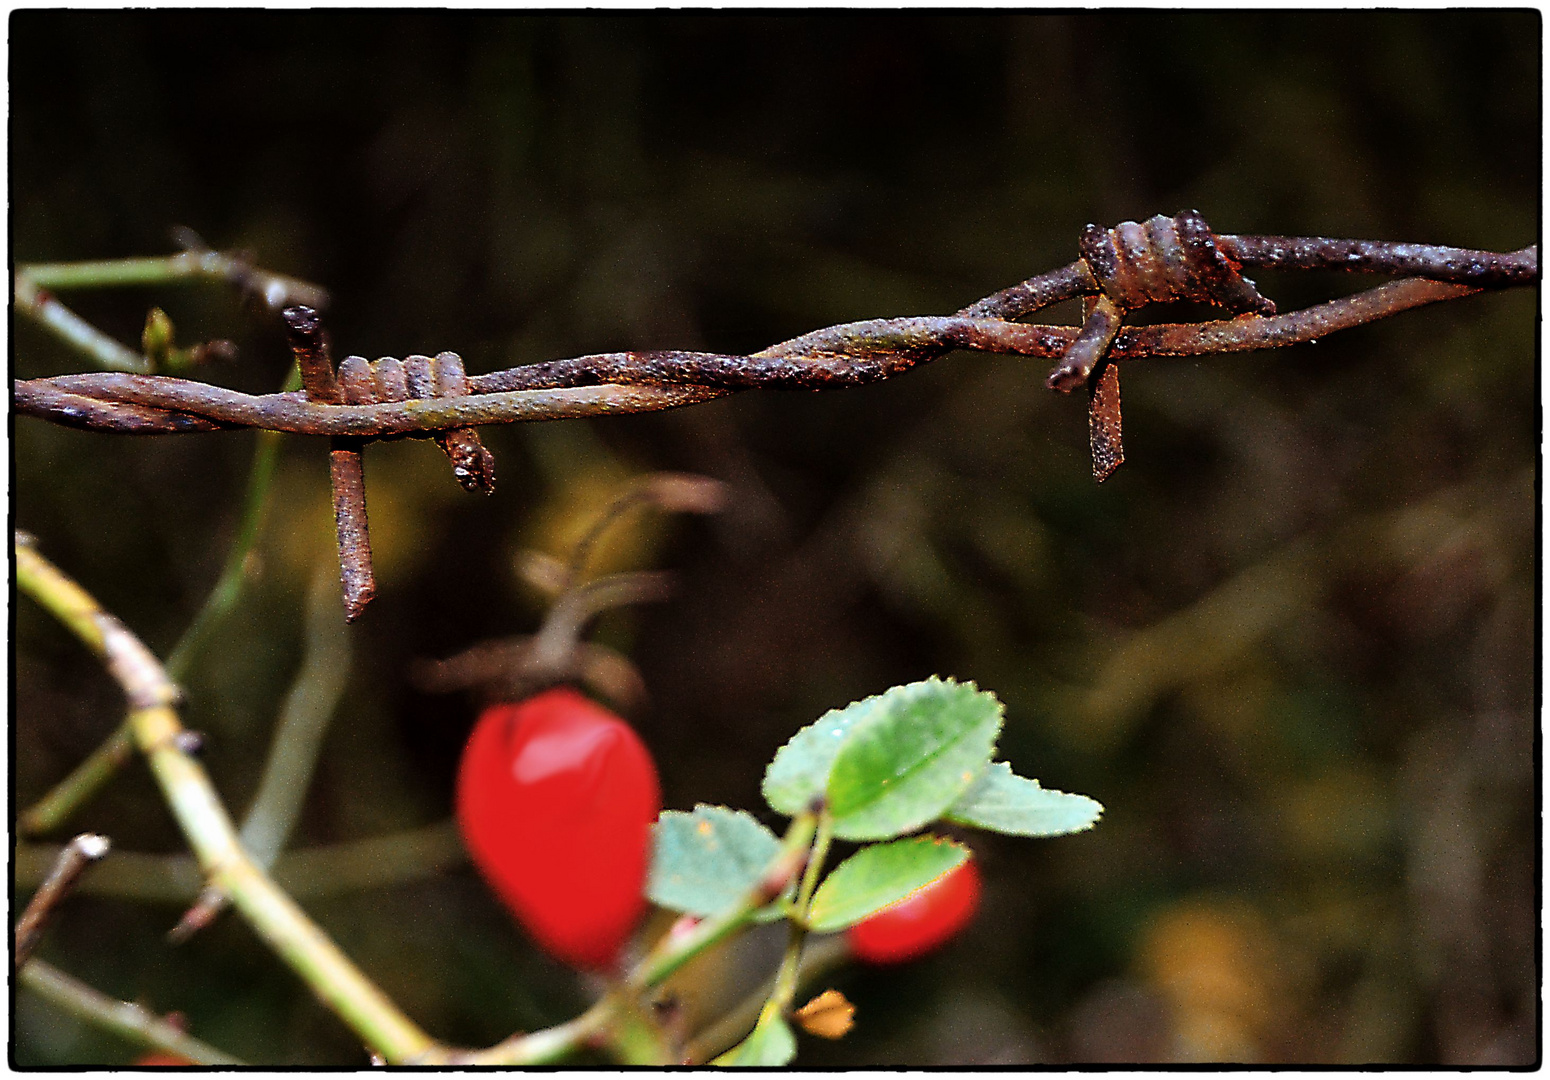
846, 857, 982, 965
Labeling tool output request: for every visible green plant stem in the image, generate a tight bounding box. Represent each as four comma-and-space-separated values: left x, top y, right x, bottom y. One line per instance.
18, 250, 328, 308
16, 729, 136, 836
19, 959, 245, 1065
631, 812, 818, 992
14, 541, 836, 1067
603, 995, 674, 1066
16, 540, 438, 1064
457, 813, 821, 1066
14, 275, 150, 373
761, 811, 834, 1028
240, 560, 351, 865
166, 364, 301, 680
794, 812, 833, 920
18, 369, 298, 840
15, 540, 817, 1067
15, 842, 202, 904
685, 934, 851, 1064
451, 996, 617, 1066
173, 559, 352, 937
16, 821, 466, 904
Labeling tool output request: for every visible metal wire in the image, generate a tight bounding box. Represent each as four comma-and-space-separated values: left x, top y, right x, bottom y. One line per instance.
13, 211, 1536, 620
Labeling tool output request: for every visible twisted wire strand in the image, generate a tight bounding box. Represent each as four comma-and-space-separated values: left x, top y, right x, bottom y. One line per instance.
12, 275, 1506, 437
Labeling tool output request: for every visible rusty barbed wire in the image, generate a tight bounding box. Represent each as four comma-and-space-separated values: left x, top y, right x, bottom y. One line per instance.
13, 211, 1537, 620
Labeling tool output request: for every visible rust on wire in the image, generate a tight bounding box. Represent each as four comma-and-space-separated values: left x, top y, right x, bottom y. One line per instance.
281, 306, 339, 404
285, 308, 499, 617
1050, 294, 1125, 393
331, 348, 497, 494
329, 440, 375, 622
283, 305, 375, 620
427, 352, 496, 495
13, 213, 1537, 619
1218, 233, 1541, 284
1048, 210, 1278, 392
1088, 362, 1124, 484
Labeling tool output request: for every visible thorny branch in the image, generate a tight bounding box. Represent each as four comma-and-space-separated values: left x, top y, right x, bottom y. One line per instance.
9, 832, 243, 1064
170, 561, 353, 942
18, 372, 297, 840
20, 960, 245, 1065
16, 535, 828, 1065
14, 833, 112, 969
14, 234, 328, 374
14, 211, 1536, 621
15, 537, 438, 1063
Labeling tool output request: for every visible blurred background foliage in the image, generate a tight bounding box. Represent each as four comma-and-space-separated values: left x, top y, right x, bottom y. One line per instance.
11, 11, 1537, 1066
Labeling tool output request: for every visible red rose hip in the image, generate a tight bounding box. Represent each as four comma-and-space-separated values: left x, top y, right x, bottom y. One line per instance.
455, 687, 661, 971
846, 857, 982, 965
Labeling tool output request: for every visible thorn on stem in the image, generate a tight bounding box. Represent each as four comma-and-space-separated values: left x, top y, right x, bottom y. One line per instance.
169, 225, 211, 252
167, 886, 227, 944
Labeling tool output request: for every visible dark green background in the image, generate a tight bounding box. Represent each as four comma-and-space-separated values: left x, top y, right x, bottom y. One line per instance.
12, 11, 1538, 1066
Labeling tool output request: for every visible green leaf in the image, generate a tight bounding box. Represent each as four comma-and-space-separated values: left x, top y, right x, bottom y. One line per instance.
806, 834, 969, 933
762, 692, 886, 816
944, 762, 1103, 837
825, 678, 1002, 841
712, 1014, 796, 1067
647, 805, 783, 918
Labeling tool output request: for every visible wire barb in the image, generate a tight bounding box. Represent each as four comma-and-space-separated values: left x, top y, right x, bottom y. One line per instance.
294, 311, 503, 617
1088, 362, 1124, 484
1049, 209, 1277, 392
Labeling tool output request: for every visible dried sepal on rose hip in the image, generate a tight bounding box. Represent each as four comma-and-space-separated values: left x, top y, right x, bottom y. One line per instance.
793, 989, 856, 1039
845, 857, 982, 965
455, 686, 661, 971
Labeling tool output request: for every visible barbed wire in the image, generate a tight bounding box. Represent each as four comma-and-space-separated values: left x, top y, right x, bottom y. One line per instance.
13, 210, 1537, 620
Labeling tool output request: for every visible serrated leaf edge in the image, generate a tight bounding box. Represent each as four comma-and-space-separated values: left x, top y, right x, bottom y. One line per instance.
943, 761, 1105, 836
762, 676, 986, 818
826, 679, 1004, 840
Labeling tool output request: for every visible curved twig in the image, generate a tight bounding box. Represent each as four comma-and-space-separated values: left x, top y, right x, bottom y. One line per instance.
20, 960, 245, 1065
15, 538, 439, 1063
14, 834, 111, 968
